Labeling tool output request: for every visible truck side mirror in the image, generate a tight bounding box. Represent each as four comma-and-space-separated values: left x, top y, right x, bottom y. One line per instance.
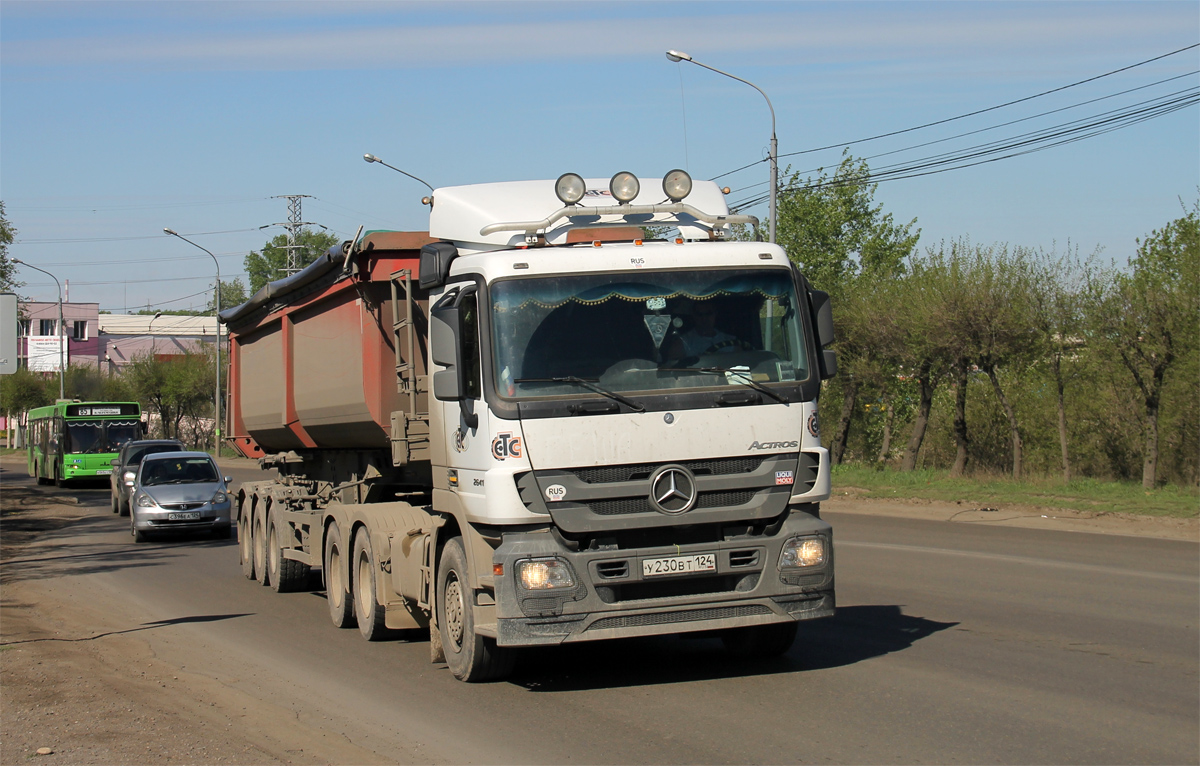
430, 291, 465, 402
808, 289, 838, 381
419, 242, 459, 290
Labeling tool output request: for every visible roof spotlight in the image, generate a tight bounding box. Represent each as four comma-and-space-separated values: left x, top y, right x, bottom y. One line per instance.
610, 171, 640, 203
662, 169, 693, 202
556, 173, 586, 205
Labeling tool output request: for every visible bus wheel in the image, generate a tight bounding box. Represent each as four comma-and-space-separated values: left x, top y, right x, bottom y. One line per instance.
54, 463, 66, 489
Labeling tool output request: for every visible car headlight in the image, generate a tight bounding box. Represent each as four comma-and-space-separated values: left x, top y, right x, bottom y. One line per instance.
135, 493, 156, 508
211, 490, 228, 504
516, 559, 576, 590
779, 536, 827, 568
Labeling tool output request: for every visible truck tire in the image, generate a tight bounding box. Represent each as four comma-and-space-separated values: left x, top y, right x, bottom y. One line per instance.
239, 496, 256, 580
437, 537, 514, 682
721, 621, 798, 659
268, 510, 309, 593
324, 523, 356, 629
253, 502, 271, 587
352, 528, 395, 641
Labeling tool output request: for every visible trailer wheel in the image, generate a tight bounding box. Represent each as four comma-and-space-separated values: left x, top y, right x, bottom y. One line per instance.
352, 528, 395, 641
268, 510, 309, 593
253, 501, 271, 587
239, 496, 256, 580
437, 537, 514, 682
324, 523, 356, 629
720, 622, 798, 659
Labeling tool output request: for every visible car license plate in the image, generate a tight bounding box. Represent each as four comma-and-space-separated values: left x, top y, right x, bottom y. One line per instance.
96, 469, 112, 475
168, 511, 201, 521
642, 553, 717, 577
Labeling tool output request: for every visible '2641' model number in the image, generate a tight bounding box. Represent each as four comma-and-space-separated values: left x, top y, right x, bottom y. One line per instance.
642, 553, 716, 577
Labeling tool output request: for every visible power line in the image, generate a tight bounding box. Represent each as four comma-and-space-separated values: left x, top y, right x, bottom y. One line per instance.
712, 42, 1200, 182
15, 227, 264, 245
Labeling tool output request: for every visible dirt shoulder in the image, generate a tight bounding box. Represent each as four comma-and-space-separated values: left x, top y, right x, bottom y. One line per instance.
0, 472, 383, 765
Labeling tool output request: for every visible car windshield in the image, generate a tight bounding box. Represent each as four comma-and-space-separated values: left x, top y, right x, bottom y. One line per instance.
141, 458, 219, 486
490, 268, 810, 399
128, 444, 181, 466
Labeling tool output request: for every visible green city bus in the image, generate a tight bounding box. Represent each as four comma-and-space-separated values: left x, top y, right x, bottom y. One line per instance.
26, 402, 144, 487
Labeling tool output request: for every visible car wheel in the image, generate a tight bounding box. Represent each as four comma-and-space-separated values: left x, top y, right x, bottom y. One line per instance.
324, 522, 356, 629
111, 492, 119, 514
119, 494, 130, 518
131, 513, 148, 544
437, 536, 514, 682
352, 528, 394, 641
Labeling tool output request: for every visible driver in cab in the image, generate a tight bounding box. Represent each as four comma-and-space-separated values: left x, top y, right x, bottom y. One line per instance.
666, 300, 742, 361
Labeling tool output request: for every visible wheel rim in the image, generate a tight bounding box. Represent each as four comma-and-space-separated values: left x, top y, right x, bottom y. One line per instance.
328, 543, 343, 608
254, 515, 266, 574
240, 515, 252, 563
268, 524, 279, 576
356, 550, 372, 618
444, 572, 465, 649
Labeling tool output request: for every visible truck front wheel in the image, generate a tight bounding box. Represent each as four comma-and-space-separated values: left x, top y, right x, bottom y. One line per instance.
436, 537, 514, 682
324, 523, 356, 629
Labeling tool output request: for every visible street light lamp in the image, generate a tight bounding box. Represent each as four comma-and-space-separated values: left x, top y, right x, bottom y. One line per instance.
665, 50, 778, 244
12, 258, 65, 400
163, 228, 222, 456
363, 153, 435, 204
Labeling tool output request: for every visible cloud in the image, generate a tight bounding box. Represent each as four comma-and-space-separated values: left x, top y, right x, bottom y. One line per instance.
3, 4, 1194, 73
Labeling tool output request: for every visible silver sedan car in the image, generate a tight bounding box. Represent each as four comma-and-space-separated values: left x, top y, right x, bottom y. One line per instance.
130, 451, 233, 542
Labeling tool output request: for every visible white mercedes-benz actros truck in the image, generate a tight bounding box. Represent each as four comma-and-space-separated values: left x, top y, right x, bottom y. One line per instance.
223, 169, 838, 681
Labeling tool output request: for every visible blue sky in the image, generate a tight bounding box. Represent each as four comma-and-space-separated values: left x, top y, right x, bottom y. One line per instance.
3, 1, 1197, 311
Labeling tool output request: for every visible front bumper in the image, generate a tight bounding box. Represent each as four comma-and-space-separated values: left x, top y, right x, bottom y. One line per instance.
132, 503, 232, 532
492, 507, 833, 646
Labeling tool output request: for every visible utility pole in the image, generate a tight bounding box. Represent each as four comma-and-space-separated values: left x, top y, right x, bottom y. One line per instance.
274, 195, 314, 276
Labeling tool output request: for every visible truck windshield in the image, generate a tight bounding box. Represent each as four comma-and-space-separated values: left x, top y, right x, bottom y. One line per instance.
490, 268, 809, 399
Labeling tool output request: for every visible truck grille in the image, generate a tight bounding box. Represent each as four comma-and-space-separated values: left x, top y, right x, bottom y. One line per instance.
571, 457, 763, 485
586, 604, 772, 631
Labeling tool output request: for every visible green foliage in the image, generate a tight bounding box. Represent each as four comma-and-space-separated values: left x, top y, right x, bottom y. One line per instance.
0, 201, 21, 296
123, 349, 217, 448
211, 277, 248, 311
244, 228, 339, 294
772, 152, 920, 296
831, 464, 1198, 518
0, 368, 49, 417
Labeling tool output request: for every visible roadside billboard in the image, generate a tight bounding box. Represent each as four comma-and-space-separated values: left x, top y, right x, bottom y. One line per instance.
26, 336, 64, 372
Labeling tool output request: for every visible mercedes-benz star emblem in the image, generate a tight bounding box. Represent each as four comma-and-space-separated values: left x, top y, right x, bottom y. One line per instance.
649, 466, 697, 515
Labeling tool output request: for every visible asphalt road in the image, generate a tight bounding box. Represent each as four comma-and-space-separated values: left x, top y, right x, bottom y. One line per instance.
6, 461, 1198, 765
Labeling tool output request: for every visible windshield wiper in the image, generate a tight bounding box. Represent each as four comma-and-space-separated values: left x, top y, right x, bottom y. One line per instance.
515, 376, 646, 412
693, 366, 788, 404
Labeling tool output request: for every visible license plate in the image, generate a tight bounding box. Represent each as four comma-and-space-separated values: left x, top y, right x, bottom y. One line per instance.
642, 553, 717, 577
95, 469, 112, 475
168, 511, 201, 521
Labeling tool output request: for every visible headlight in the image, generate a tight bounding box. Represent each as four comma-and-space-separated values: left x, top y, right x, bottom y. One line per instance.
516, 559, 576, 590
662, 169, 692, 201
609, 171, 640, 203
555, 173, 586, 205
135, 493, 156, 508
779, 536, 826, 568
211, 490, 228, 504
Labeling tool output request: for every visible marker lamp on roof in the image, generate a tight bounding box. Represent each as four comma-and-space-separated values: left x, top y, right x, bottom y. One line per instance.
663, 169, 693, 202
610, 171, 640, 203
556, 173, 586, 205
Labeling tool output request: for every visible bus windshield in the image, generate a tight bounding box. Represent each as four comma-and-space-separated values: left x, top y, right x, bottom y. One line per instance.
490, 268, 810, 400
63, 420, 142, 454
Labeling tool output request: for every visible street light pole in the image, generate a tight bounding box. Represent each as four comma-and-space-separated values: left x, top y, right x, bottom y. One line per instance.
12, 259, 65, 400
163, 229, 222, 456
666, 50, 778, 244
363, 154, 435, 204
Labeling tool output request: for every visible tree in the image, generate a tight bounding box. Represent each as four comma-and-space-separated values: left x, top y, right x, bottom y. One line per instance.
1088, 203, 1199, 488
766, 154, 919, 461
0, 368, 50, 430
771, 152, 920, 299
244, 228, 339, 294
0, 201, 21, 296
208, 277, 248, 312
124, 350, 215, 447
